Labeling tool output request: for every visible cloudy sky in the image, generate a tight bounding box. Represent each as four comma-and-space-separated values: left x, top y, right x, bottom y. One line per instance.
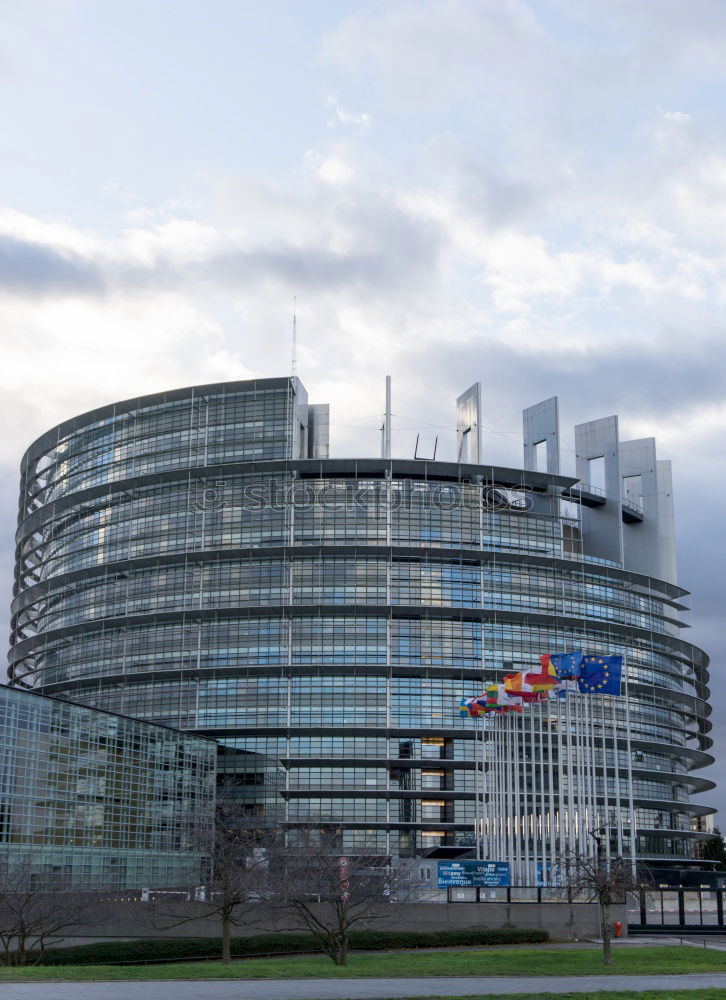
1, 0, 725, 817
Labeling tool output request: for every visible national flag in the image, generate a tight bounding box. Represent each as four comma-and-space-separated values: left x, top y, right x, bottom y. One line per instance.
577, 655, 623, 695
503, 671, 529, 696
497, 683, 524, 712
549, 651, 584, 680
459, 697, 473, 718
504, 671, 548, 703
524, 655, 558, 692
484, 682, 523, 713
459, 696, 486, 718
551, 678, 579, 699
486, 683, 508, 711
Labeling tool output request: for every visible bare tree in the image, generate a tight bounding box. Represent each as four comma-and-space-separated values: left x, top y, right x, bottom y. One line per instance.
0, 856, 91, 966
159, 801, 281, 964
553, 845, 650, 966
269, 826, 415, 967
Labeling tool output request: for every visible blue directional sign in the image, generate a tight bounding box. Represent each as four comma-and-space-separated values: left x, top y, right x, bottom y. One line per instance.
438, 861, 510, 888
536, 861, 562, 887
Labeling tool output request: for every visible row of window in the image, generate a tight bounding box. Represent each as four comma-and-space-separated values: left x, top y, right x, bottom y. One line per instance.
18, 615, 701, 710
24, 556, 679, 642
0, 845, 209, 890
0, 688, 215, 855
27, 388, 295, 505
217, 734, 686, 776
38, 679, 698, 768
19, 500, 569, 586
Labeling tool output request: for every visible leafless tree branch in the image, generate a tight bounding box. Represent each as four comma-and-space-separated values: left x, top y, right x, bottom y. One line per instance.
268, 825, 416, 966
0, 855, 94, 966
552, 846, 651, 966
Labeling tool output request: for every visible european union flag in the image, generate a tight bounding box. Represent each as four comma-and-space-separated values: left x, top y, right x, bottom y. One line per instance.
549, 651, 584, 680
578, 655, 622, 695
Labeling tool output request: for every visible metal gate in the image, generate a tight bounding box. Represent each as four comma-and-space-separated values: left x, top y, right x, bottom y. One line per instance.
629, 888, 725, 933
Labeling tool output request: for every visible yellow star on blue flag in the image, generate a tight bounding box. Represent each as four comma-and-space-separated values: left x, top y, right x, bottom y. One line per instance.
577, 655, 622, 695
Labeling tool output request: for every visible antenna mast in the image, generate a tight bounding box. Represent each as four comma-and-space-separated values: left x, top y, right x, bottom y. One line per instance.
291, 296, 297, 378
383, 375, 392, 459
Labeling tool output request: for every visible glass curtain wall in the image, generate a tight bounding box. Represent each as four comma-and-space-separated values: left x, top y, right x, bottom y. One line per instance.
9, 379, 714, 862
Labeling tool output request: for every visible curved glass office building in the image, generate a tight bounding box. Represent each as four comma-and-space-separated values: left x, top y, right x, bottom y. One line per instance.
8, 377, 715, 865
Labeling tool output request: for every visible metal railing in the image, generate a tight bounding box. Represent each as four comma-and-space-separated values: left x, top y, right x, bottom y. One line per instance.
629, 887, 726, 933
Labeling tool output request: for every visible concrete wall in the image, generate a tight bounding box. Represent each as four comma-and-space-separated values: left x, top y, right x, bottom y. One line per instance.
57, 900, 626, 944
575, 415, 624, 565
523, 396, 560, 475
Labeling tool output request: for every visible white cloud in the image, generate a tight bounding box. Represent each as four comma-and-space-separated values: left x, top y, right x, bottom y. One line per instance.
0, 293, 248, 464
326, 96, 371, 131
304, 149, 355, 186
0, 206, 102, 256
1, 4, 726, 818
322, 0, 555, 111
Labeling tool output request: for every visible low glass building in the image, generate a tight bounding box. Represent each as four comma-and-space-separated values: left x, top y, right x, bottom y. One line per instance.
8, 377, 714, 866
0, 685, 215, 889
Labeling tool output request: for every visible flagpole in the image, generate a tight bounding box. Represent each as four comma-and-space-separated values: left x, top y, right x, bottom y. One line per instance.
583, 692, 589, 839
508, 709, 514, 882
581, 691, 589, 851
583, 692, 592, 847
591, 693, 601, 853
574, 693, 582, 857
479, 716, 485, 860
474, 716, 483, 861
492, 717, 498, 863
563, 686, 575, 855
516, 710, 523, 885
554, 697, 563, 861
517, 710, 524, 886
500, 712, 506, 867
481, 717, 488, 860
599, 693, 611, 866
587, 693, 596, 858
480, 713, 487, 859
497, 712, 504, 865
492, 712, 499, 863
515, 710, 522, 885
611, 691, 623, 856
521, 709, 530, 886
481, 713, 488, 860
547, 697, 558, 876
595, 695, 602, 851
504, 710, 510, 873
573, 692, 581, 855
487, 715, 499, 861
504, 712, 519, 882
536, 701, 546, 887
582, 692, 592, 858
623, 654, 638, 875
568, 694, 582, 854
585, 691, 598, 851
589, 693, 598, 855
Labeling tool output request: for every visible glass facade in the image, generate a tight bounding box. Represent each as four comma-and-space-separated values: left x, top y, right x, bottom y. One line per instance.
0, 686, 215, 889
9, 377, 714, 862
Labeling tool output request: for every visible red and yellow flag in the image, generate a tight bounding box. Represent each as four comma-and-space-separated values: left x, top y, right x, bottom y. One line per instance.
524, 654, 558, 692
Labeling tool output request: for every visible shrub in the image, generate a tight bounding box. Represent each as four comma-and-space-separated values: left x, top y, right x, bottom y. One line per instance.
29, 927, 548, 966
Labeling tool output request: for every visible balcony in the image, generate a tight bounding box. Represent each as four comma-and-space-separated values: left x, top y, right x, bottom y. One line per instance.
562, 483, 644, 523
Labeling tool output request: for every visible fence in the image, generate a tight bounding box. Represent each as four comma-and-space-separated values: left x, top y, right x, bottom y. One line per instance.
629, 888, 726, 931
447, 886, 587, 903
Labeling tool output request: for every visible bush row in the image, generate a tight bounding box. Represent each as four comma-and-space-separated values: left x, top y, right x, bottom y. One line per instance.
35, 926, 548, 965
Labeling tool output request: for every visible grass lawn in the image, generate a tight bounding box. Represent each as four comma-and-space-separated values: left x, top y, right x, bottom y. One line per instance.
372, 994, 726, 999
1, 945, 726, 982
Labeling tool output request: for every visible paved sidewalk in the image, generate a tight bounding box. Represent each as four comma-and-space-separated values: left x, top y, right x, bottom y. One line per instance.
3, 974, 726, 999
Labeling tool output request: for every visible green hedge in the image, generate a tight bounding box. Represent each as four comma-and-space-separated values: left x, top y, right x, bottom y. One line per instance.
33, 927, 548, 966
